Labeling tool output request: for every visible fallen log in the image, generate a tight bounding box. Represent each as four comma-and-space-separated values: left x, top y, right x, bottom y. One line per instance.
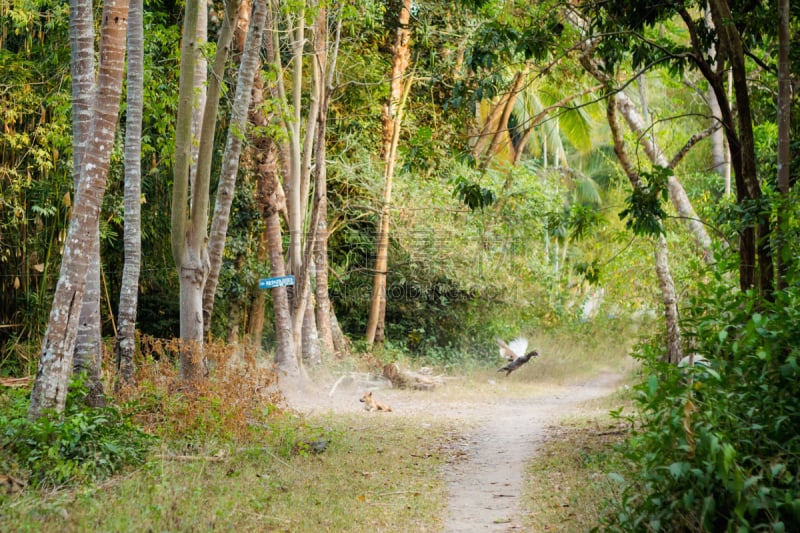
382, 363, 443, 390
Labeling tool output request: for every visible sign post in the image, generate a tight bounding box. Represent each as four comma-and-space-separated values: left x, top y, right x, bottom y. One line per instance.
258, 275, 296, 289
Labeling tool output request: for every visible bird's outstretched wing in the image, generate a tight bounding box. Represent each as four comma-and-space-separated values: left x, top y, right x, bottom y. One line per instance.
496, 337, 529, 361
507, 337, 528, 358
496, 338, 516, 361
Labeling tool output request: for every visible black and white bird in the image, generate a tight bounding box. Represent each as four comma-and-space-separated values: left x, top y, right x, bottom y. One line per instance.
496, 337, 539, 376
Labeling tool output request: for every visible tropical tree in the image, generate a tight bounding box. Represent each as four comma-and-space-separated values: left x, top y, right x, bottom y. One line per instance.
68, 0, 105, 407
578, 0, 786, 296
365, 0, 414, 346
115, 0, 145, 387
29, 0, 128, 418
202, 0, 269, 339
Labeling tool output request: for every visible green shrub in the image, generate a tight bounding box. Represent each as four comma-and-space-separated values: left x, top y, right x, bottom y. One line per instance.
0, 377, 155, 489
602, 277, 800, 531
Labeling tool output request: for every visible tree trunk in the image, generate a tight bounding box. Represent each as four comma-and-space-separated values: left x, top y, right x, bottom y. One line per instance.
366, 0, 413, 346
704, 8, 729, 189
248, 126, 295, 370
612, 90, 713, 262
314, 197, 335, 356
29, 0, 128, 418
173, 0, 246, 380
706, 0, 770, 294
608, 97, 683, 365
479, 69, 526, 170
68, 0, 104, 407
189, 0, 207, 201
654, 234, 683, 364
115, 0, 144, 389
266, 189, 297, 374
203, 0, 267, 336
330, 306, 350, 356
171, 0, 208, 383
259, 4, 297, 374
776, 0, 791, 290
302, 296, 321, 365
246, 215, 269, 351
311, 3, 337, 358
73, 223, 105, 407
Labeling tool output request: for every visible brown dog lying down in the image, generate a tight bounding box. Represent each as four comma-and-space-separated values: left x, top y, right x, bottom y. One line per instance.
360, 391, 393, 412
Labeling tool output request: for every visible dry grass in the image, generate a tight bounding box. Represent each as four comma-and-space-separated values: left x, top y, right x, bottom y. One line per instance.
520, 396, 632, 532
1, 337, 452, 532
1, 412, 452, 532
1, 329, 637, 532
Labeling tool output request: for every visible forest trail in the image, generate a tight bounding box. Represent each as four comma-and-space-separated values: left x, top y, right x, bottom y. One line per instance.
280, 369, 627, 532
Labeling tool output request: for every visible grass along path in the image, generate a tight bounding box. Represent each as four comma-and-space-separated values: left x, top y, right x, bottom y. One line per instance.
1, 412, 453, 532
2, 332, 635, 532
438, 371, 628, 531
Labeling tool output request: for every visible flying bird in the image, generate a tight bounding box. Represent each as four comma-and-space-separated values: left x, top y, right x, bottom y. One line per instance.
496, 337, 539, 376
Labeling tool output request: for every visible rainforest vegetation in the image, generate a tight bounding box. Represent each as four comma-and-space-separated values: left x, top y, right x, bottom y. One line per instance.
1, 0, 800, 530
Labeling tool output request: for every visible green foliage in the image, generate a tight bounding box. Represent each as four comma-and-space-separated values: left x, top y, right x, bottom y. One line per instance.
451, 175, 496, 210
0, 378, 155, 489
602, 268, 800, 531
618, 167, 670, 236
0, 0, 73, 351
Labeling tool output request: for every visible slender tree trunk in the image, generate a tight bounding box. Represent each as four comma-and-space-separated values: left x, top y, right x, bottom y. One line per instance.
29, 0, 128, 418
776, 0, 791, 290
611, 90, 713, 262
68, 0, 104, 407
302, 296, 321, 365
189, 0, 208, 200
707, 0, 770, 294
366, 0, 413, 345
706, 7, 729, 188
473, 88, 516, 159
115, 0, 144, 388
73, 240, 104, 406
315, 195, 335, 356
654, 234, 682, 364
608, 98, 683, 364
260, 3, 297, 373
173, 0, 246, 381
262, 169, 297, 373
203, 0, 267, 336
330, 306, 350, 356
246, 210, 269, 351
172, 0, 208, 383
479, 69, 526, 170
312, 3, 338, 357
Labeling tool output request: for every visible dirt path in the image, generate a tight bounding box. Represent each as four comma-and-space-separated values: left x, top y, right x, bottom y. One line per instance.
441, 372, 624, 532
281, 370, 626, 532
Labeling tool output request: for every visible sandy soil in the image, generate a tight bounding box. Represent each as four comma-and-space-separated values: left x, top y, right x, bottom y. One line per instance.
280, 369, 626, 532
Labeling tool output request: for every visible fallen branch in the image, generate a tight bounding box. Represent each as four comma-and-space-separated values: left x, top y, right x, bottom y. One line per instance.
154, 454, 224, 463
0, 376, 33, 388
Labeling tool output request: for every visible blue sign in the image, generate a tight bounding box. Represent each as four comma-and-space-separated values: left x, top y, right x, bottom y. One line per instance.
259, 275, 296, 289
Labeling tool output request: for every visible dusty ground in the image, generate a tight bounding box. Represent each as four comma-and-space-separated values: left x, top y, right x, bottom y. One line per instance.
280, 368, 627, 532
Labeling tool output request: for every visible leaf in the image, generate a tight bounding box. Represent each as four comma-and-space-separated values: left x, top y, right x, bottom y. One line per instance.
668, 461, 689, 479
608, 472, 625, 484
648, 374, 658, 396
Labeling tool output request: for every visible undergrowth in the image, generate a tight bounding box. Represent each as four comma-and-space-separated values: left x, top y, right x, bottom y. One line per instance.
602, 273, 800, 531
0, 377, 153, 491
0, 336, 286, 496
